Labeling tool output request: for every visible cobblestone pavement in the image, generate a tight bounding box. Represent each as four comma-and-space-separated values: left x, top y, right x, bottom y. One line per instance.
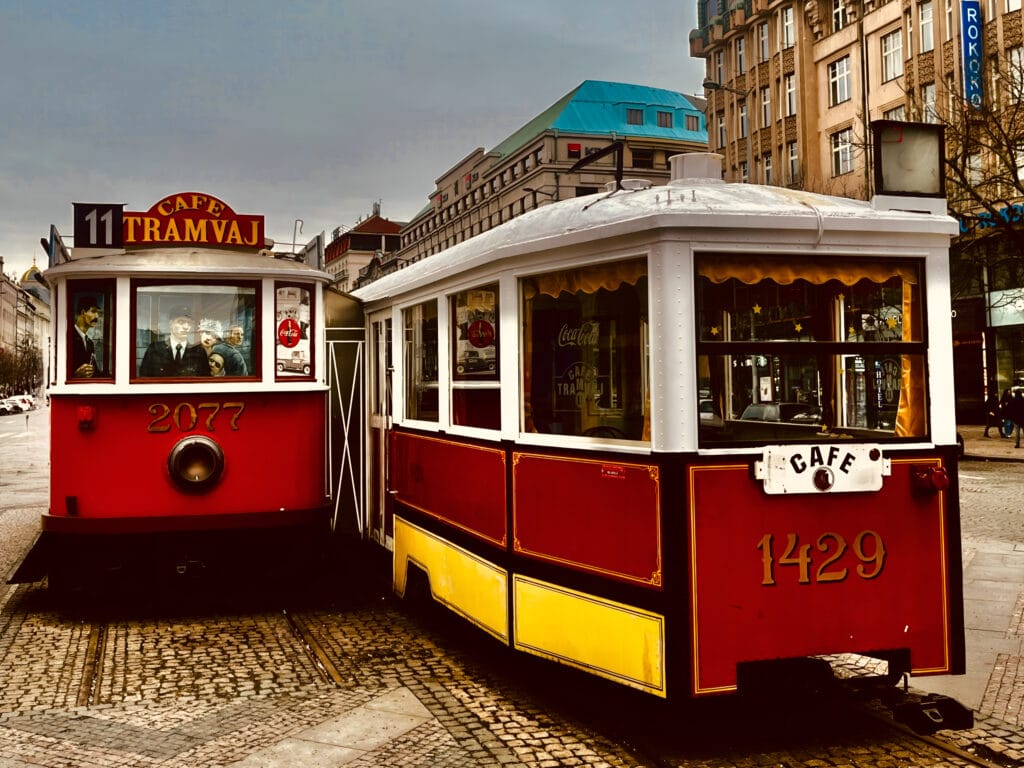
0, 413, 1023, 767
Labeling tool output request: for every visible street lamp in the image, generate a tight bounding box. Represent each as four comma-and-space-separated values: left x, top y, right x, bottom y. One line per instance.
703, 78, 755, 183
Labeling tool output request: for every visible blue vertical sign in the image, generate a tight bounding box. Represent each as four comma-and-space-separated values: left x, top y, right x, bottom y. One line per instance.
961, 0, 983, 109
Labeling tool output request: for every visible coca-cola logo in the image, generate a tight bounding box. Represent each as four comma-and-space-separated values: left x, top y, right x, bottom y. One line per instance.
557, 322, 599, 348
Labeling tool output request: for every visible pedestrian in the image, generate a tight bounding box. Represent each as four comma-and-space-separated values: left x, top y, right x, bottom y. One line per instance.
985, 389, 1003, 437
1001, 389, 1014, 438
1011, 390, 1024, 448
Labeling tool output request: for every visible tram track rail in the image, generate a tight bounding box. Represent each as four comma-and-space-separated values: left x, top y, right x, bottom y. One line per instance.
282, 608, 347, 687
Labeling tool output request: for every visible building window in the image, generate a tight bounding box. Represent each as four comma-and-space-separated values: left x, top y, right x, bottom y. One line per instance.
882, 30, 903, 82
686, 113, 700, 131
740, 160, 749, 182
921, 82, 937, 122
1009, 0, 1021, 12
632, 149, 655, 168
658, 111, 674, 128
784, 74, 796, 115
760, 87, 771, 127
884, 104, 906, 120
1010, 46, 1024, 102
717, 113, 727, 147
831, 128, 854, 176
627, 108, 644, 125
946, 0, 954, 40
787, 141, 799, 182
780, 6, 795, 48
763, 154, 773, 184
968, 153, 983, 187
738, 103, 749, 138
828, 56, 852, 105
736, 37, 746, 73
715, 51, 725, 83
758, 23, 769, 61
920, 1, 934, 52
833, 0, 848, 31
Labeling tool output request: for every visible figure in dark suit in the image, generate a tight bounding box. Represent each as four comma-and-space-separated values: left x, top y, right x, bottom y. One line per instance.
71, 295, 103, 378
139, 304, 210, 378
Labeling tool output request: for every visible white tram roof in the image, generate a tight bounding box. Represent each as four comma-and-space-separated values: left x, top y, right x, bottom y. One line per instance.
44, 247, 333, 283
354, 153, 957, 305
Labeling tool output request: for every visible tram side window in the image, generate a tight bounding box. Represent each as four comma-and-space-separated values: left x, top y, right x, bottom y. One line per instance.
521, 258, 649, 440
275, 284, 313, 378
451, 284, 499, 430
695, 254, 927, 445
133, 283, 257, 380
68, 281, 115, 381
404, 300, 439, 422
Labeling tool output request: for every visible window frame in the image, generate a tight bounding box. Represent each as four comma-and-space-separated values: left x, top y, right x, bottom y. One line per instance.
882, 29, 904, 82
67, 279, 116, 383
131, 278, 261, 383
828, 55, 852, 106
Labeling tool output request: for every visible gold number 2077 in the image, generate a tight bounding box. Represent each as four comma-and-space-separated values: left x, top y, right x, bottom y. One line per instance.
756, 531, 886, 586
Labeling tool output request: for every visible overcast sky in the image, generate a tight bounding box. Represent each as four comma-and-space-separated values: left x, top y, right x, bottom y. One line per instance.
0, 1, 704, 279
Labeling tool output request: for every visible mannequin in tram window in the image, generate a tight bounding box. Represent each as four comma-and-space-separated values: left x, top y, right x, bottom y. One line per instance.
70, 295, 103, 379
139, 305, 210, 377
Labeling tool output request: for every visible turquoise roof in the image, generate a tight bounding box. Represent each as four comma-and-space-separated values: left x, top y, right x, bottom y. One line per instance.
489, 80, 707, 159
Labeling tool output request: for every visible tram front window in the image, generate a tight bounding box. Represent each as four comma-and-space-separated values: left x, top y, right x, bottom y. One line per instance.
696, 254, 927, 445
521, 258, 649, 441
133, 283, 257, 380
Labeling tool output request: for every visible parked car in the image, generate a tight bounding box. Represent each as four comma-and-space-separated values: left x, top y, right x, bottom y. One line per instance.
740, 402, 821, 424
1, 398, 24, 415
10, 395, 34, 411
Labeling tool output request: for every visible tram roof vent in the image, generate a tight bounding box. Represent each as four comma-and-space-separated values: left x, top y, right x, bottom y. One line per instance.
669, 153, 725, 183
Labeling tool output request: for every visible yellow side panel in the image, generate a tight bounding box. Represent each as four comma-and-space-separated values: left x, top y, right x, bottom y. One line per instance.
393, 516, 509, 642
513, 575, 667, 697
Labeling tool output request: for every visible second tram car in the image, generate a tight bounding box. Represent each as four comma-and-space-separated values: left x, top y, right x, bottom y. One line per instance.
349, 149, 966, 700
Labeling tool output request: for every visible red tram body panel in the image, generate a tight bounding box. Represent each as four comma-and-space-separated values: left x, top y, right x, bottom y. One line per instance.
47, 392, 327, 532
688, 454, 957, 694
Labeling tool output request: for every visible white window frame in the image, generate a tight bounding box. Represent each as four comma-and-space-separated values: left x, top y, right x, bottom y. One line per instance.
920, 1, 934, 53
760, 86, 771, 127
758, 23, 769, 61
784, 74, 797, 115
831, 128, 854, 176
833, 0, 848, 31
780, 6, 794, 48
882, 30, 903, 82
829, 56, 852, 105
787, 141, 798, 181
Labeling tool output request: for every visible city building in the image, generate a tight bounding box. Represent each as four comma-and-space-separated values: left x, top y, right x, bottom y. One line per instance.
324, 203, 405, 293
0, 258, 50, 396
690, 0, 1024, 419
365, 80, 707, 284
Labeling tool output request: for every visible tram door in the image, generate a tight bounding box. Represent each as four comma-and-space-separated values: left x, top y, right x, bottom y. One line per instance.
366, 313, 393, 549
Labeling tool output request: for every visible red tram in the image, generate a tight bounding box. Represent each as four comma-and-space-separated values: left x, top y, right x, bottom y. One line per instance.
12, 192, 356, 588
348, 144, 966, 700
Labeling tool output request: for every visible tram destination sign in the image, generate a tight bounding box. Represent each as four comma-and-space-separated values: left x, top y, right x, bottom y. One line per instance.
73, 193, 264, 250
